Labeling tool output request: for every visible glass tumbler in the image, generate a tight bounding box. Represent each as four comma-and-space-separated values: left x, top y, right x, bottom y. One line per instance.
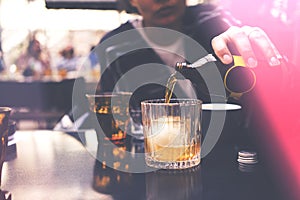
86, 92, 131, 141
141, 99, 202, 169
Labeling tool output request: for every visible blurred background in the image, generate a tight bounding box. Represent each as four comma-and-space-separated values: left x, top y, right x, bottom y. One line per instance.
1, 0, 299, 77
0, 0, 299, 130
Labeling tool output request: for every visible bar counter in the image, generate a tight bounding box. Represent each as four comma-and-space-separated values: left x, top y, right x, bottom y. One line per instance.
1, 129, 294, 200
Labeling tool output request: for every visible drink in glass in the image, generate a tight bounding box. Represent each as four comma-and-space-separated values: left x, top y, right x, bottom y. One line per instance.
86, 92, 131, 141
141, 99, 202, 169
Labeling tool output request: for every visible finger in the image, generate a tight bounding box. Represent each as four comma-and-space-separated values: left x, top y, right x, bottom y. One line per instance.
212, 26, 258, 68
225, 26, 258, 68
242, 26, 282, 67
211, 34, 233, 65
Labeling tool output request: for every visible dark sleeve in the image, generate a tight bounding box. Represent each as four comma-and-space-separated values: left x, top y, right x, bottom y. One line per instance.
94, 22, 136, 93
184, 4, 241, 54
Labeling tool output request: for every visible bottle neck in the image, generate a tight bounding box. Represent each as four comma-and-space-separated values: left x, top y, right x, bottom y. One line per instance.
175, 62, 189, 71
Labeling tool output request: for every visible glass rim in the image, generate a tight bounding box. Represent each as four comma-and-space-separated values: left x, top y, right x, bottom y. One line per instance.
86, 92, 132, 98
141, 98, 202, 106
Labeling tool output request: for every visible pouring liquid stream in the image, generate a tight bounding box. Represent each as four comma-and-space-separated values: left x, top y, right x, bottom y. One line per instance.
164, 54, 217, 103
165, 72, 178, 103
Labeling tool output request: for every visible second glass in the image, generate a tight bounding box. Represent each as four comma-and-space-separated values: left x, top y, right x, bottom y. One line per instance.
141, 99, 202, 169
86, 92, 131, 141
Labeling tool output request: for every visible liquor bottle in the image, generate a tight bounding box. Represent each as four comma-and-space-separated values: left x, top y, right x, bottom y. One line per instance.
172, 54, 256, 100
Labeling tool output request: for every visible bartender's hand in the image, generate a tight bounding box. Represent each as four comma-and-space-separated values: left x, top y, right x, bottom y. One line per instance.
211, 26, 282, 68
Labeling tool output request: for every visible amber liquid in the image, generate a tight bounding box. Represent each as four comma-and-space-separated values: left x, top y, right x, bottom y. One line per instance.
165, 72, 178, 103
87, 95, 130, 141
145, 138, 200, 162
95, 108, 128, 141
144, 117, 200, 162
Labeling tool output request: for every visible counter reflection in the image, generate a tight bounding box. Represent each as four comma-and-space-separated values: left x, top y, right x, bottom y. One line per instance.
92, 137, 203, 200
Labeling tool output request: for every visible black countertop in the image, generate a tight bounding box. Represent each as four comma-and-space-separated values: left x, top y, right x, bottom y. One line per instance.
1, 127, 296, 200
